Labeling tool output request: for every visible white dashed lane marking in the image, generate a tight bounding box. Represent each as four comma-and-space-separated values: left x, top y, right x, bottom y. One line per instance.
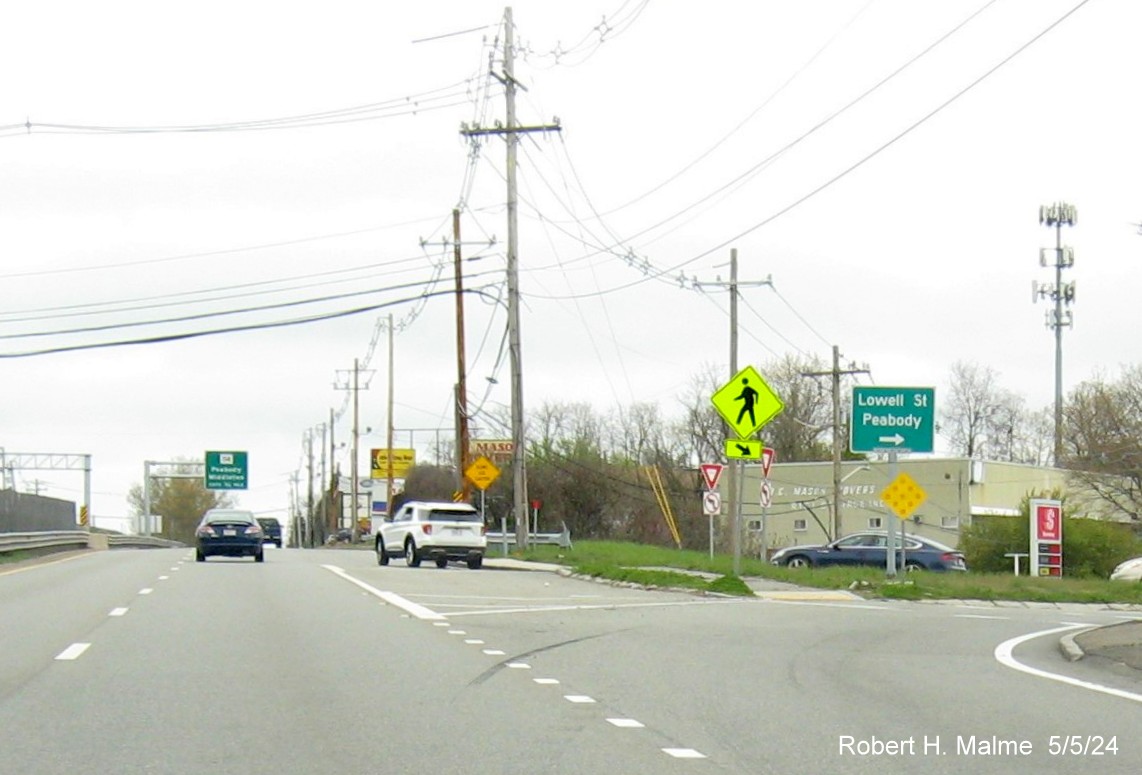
55, 643, 91, 661
663, 748, 706, 759
323, 564, 712, 763
109, 608, 129, 617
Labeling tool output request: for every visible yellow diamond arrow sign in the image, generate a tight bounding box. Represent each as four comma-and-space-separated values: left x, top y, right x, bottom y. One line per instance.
711, 365, 784, 438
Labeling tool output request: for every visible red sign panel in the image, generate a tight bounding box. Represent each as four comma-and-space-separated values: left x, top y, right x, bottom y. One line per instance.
1035, 502, 1062, 542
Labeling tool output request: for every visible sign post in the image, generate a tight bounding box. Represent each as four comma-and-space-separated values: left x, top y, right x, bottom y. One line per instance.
699, 463, 724, 491
759, 447, 775, 560
1029, 498, 1064, 577
465, 456, 503, 555
710, 366, 784, 574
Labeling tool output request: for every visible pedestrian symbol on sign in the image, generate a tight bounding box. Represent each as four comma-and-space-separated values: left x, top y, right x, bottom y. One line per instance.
734, 378, 759, 428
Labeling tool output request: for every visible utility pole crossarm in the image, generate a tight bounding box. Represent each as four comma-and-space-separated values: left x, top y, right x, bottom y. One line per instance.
460, 122, 562, 138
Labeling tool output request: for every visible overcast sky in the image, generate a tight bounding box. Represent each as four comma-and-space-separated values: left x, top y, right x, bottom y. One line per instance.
1, 0, 1137, 531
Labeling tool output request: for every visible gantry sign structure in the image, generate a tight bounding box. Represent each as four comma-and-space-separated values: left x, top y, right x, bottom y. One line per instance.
0, 451, 93, 527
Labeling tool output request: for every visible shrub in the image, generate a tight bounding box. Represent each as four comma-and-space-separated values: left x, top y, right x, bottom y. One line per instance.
960, 492, 1142, 578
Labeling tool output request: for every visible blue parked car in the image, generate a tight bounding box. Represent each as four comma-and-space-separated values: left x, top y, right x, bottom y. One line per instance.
770, 531, 967, 572
195, 509, 265, 563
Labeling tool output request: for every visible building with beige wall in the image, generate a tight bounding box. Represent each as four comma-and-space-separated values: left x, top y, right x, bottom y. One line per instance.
725, 458, 1069, 557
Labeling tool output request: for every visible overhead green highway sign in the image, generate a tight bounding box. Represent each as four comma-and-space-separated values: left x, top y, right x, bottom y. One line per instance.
205, 450, 248, 490
850, 387, 934, 454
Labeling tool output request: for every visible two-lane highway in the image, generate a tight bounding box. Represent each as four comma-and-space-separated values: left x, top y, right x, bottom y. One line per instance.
1, 547, 1139, 774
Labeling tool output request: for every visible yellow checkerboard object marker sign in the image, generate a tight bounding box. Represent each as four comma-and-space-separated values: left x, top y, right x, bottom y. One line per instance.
880, 472, 927, 520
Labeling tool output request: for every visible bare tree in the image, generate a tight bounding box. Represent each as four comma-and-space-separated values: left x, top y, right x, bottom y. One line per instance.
674, 363, 725, 466
1011, 405, 1054, 466
1062, 367, 1142, 521
761, 354, 833, 462
127, 461, 234, 545
940, 361, 1003, 458
610, 402, 670, 465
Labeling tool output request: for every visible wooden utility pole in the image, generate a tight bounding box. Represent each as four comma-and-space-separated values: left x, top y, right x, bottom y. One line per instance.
695, 248, 771, 575
802, 346, 869, 539
453, 208, 471, 501
351, 358, 360, 542
335, 361, 373, 541
386, 314, 396, 517
459, 6, 560, 549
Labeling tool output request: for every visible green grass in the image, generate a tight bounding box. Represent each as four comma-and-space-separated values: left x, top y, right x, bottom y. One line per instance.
514, 540, 1142, 604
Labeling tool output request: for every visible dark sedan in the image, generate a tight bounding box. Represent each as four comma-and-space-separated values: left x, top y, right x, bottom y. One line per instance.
770, 531, 967, 572
256, 517, 283, 548
196, 509, 264, 562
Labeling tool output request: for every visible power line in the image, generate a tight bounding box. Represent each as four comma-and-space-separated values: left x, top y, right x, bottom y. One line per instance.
518, 0, 1093, 300
0, 287, 497, 359
1, 80, 480, 138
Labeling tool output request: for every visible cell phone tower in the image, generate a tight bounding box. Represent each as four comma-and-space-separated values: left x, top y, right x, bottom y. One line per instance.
1033, 202, 1077, 466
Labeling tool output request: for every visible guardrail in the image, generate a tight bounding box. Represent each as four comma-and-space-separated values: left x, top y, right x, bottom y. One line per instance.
0, 531, 184, 554
486, 522, 572, 553
0, 531, 90, 553
107, 535, 185, 549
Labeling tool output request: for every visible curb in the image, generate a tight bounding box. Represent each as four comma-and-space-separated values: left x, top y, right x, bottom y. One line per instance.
1058, 627, 1096, 662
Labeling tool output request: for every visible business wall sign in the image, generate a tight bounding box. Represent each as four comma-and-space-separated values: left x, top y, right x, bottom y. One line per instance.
1029, 498, 1064, 577
850, 386, 935, 453
371, 448, 416, 479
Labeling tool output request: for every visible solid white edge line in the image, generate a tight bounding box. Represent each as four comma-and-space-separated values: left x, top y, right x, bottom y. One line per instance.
994, 624, 1142, 703
320, 565, 445, 621
55, 643, 91, 661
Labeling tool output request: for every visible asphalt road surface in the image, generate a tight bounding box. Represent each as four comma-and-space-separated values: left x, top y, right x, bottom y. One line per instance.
1, 547, 1139, 774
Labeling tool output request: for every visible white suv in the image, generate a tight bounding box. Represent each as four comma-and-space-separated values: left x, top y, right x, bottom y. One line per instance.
376, 501, 487, 569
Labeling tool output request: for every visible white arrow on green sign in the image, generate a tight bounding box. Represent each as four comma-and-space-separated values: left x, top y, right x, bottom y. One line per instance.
850, 387, 934, 453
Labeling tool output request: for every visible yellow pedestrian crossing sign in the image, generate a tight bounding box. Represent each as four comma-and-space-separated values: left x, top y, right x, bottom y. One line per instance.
711, 365, 784, 438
